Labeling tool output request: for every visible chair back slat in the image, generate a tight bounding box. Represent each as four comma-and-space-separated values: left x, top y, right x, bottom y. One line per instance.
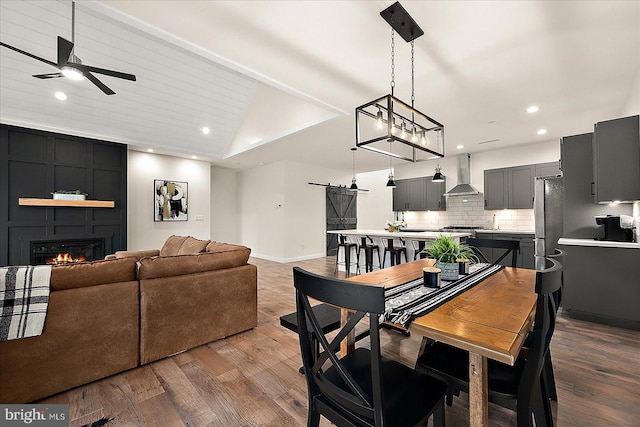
467, 237, 520, 268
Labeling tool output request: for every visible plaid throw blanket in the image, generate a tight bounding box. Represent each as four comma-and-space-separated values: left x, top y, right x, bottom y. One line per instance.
0, 265, 52, 341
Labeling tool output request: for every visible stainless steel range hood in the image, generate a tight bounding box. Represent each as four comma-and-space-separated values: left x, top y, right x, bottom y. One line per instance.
445, 153, 482, 196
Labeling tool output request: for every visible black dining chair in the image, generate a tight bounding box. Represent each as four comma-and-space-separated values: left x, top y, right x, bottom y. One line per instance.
293, 267, 448, 427
467, 237, 520, 268
415, 257, 562, 427
539, 247, 566, 402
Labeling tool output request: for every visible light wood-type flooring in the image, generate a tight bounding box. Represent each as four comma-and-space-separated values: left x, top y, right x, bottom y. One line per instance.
38, 256, 640, 426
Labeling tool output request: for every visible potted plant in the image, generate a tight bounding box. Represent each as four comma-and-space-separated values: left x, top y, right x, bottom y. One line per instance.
385, 220, 407, 233
426, 234, 477, 280
52, 190, 88, 201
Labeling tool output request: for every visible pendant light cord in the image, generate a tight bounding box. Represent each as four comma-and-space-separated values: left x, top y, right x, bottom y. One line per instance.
390, 14, 395, 97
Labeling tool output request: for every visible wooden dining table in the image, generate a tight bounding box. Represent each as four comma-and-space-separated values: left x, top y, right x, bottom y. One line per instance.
345, 259, 538, 427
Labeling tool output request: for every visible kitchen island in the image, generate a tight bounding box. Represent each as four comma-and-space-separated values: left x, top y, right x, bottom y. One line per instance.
327, 229, 471, 270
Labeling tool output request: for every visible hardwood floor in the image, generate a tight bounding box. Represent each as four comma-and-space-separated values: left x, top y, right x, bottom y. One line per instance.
39, 256, 640, 426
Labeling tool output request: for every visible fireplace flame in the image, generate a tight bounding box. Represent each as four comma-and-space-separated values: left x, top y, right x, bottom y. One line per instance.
47, 253, 86, 265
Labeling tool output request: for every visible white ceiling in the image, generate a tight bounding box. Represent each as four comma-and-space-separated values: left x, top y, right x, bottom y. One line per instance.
1, 0, 639, 174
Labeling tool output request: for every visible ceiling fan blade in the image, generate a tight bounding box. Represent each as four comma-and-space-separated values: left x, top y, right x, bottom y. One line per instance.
84, 72, 115, 95
33, 72, 64, 79
57, 36, 74, 66
1, 41, 57, 68
72, 63, 136, 81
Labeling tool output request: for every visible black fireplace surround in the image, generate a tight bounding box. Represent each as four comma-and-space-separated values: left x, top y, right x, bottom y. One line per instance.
0, 124, 127, 266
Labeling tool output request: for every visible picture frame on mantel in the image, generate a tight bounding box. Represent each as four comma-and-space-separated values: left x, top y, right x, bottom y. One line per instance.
154, 179, 188, 221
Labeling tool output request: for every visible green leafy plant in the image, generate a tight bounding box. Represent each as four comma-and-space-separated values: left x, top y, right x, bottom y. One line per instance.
426, 234, 478, 264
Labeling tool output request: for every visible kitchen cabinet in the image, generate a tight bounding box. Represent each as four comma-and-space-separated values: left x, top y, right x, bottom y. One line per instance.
535, 161, 561, 177
473, 232, 535, 269
425, 178, 446, 211
484, 169, 508, 210
592, 115, 640, 203
559, 242, 640, 330
508, 165, 536, 209
393, 176, 446, 211
484, 162, 560, 210
561, 133, 632, 238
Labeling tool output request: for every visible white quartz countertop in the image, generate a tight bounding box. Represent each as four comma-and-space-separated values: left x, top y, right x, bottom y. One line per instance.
475, 229, 535, 235
326, 229, 471, 239
558, 238, 640, 249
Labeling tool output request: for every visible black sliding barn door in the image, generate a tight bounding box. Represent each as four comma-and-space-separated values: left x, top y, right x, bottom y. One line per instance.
326, 186, 357, 256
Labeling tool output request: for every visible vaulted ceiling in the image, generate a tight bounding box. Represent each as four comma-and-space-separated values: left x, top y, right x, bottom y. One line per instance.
1, 1, 638, 173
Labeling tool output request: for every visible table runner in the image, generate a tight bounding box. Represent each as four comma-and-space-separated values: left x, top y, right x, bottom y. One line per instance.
381, 263, 504, 328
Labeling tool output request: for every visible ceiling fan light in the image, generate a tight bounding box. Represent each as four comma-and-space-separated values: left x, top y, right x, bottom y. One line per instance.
61, 66, 83, 80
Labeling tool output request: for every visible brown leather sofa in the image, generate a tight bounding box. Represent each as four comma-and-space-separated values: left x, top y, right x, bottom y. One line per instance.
0, 236, 257, 403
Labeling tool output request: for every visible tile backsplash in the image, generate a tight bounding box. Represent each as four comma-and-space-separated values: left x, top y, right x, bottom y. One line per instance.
399, 194, 535, 230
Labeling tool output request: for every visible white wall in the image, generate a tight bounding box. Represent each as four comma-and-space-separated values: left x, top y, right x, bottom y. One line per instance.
211, 167, 240, 244
127, 151, 210, 250
237, 159, 349, 262
621, 68, 639, 116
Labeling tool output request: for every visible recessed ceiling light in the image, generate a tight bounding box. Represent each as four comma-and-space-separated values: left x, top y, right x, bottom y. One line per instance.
147, 149, 154, 153
527, 105, 540, 113
191, 155, 197, 159
54, 91, 67, 101
202, 127, 210, 135
456, 144, 464, 149
537, 129, 547, 135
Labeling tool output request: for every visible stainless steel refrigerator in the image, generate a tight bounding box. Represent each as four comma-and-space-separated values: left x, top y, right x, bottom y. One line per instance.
534, 175, 564, 263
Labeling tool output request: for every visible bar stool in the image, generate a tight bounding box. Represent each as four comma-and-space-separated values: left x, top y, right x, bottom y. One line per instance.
358, 236, 382, 273
334, 234, 360, 277
382, 237, 408, 267
411, 240, 429, 260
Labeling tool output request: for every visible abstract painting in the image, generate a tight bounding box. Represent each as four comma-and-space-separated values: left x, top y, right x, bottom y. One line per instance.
154, 180, 188, 221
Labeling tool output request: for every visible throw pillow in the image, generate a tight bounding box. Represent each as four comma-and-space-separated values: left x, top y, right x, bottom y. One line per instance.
177, 236, 210, 255
160, 235, 188, 256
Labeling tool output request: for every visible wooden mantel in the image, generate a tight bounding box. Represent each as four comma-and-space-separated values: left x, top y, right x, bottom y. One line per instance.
18, 198, 115, 208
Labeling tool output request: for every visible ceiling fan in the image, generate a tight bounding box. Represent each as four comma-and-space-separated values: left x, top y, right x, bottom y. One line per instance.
0, 1, 136, 95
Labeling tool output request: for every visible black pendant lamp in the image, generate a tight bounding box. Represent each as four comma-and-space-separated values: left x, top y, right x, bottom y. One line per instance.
350, 147, 358, 189
386, 141, 396, 187
432, 163, 445, 182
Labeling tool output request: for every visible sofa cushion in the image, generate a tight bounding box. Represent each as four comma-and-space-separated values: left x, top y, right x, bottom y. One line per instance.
137, 246, 251, 280
50, 257, 137, 291
159, 235, 188, 256
160, 235, 209, 256
177, 236, 210, 255
114, 249, 160, 260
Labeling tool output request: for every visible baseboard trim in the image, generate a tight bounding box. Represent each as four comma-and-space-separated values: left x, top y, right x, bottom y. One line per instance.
250, 253, 326, 264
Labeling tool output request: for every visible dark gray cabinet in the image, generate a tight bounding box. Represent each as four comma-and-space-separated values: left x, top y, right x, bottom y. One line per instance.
559, 243, 640, 330
484, 162, 560, 210
426, 178, 446, 211
508, 165, 536, 209
592, 115, 640, 203
535, 161, 561, 177
561, 133, 632, 238
393, 176, 446, 211
484, 169, 508, 210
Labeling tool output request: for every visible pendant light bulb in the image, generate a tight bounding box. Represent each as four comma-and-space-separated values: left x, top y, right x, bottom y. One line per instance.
400, 121, 407, 138
376, 109, 384, 130
420, 130, 427, 146
411, 127, 418, 142
390, 117, 397, 135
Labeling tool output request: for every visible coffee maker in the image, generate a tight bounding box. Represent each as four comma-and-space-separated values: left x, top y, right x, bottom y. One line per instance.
594, 215, 634, 242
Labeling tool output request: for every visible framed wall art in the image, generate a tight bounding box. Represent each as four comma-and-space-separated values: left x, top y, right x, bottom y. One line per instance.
154, 180, 188, 221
